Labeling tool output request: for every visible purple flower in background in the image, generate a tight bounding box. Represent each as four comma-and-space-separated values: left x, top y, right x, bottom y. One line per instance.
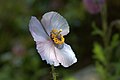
83, 0, 105, 14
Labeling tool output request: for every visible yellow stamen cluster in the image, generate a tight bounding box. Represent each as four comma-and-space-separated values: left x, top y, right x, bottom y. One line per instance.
50, 29, 65, 45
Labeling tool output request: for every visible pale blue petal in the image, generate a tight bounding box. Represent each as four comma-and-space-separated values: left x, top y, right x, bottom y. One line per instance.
55, 43, 77, 67
41, 11, 69, 36
29, 16, 48, 42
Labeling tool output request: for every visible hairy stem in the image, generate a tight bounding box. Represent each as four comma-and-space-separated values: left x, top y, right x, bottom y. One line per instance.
51, 65, 57, 80
100, 1, 110, 80
101, 1, 108, 48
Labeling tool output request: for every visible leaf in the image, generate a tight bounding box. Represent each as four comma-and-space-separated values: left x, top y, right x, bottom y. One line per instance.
115, 45, 120, 61
114, 62, 120, 75
110, 33, 120, 48
64, 76, 77, 80
96, 62, 107, 80
93, 42, 106, 64
92, 22, 103, 36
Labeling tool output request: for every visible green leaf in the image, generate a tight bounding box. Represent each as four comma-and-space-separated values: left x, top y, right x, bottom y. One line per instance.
115, 46, 120, 60
64, 76, 77, 80
96, 62, 107, 80
110, 33, 120, 48
92, 22, 103, 36
93, 42, 106, 64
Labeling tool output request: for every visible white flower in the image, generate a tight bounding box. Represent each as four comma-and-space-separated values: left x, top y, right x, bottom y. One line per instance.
29, 11, 77, 67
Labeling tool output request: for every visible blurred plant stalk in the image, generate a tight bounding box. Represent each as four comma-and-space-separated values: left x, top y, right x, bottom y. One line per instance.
93, 0, 120, 80
51, 65, 57, 80
100, 0, 109, 80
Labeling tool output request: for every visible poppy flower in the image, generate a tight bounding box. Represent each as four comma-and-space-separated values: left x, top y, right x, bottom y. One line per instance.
29, 11, 77, 67
83, 0, 105, 14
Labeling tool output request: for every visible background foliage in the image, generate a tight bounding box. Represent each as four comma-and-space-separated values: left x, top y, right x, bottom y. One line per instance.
0, 0, 120, 80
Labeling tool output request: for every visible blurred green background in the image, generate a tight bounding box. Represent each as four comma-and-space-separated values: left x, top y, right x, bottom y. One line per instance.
0, 0, 120, 80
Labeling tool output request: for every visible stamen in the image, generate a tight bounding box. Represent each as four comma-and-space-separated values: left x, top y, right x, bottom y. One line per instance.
56, 29, 62, 36
51, 29, 58, 33
50, 29, 65, 45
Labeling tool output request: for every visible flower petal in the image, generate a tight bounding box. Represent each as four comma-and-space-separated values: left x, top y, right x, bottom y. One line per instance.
29, 16, 48, 42
36, 40, 60, 66
41, 11, 69, 36
55, 43, 77, 67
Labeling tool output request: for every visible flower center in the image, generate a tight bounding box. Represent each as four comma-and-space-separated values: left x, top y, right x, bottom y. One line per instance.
50, 29, 65, 45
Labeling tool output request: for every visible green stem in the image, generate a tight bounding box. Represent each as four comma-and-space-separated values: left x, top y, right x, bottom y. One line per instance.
100, 1, 108, 48
100, 1, 110, 80
51, 65, 57, 80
